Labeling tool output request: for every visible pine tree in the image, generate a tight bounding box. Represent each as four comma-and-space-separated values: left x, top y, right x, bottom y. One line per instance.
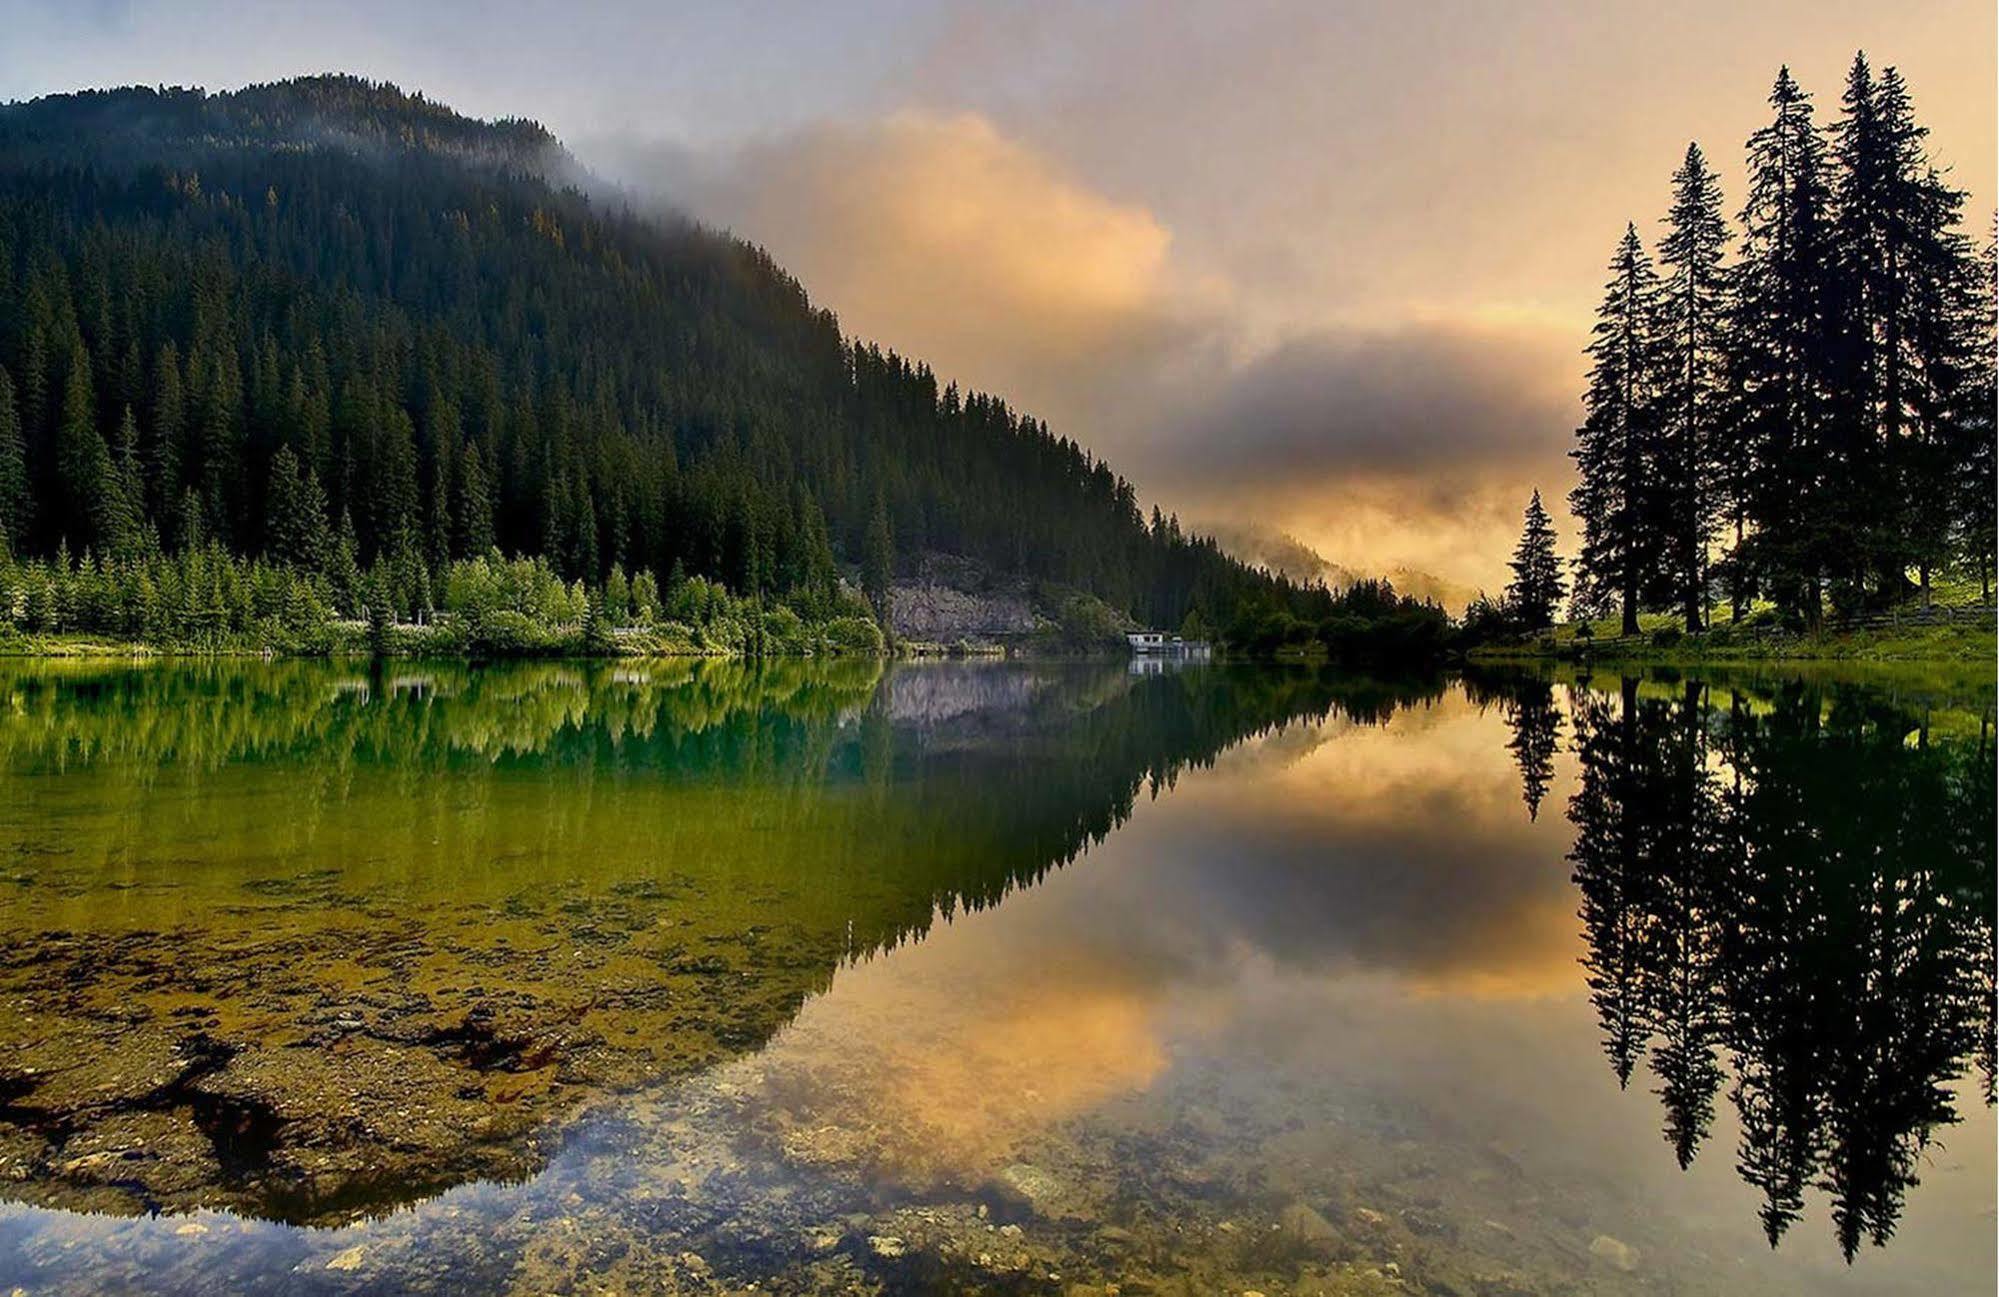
1894, 152, 1983, 604
1571, 225, 1664, 636
1729, 68, 1838, 624
328, 508, 363, 615
1505, 490, 1566, 630
0, 366, 28, 545
192, 340, 243, 545
1825, 59, 1988, 605
1655, 144, 1731, 632
426, 456, 453, 580
54, 344, 116, 553
104, 404, 147, 558
455, 442, 495, 558
604, 562, 631, 625
581, 589, 615, 653
1958, 225, 1997, 600
148, 342, 186, 537
862, 494, 894, 628
265, 445, 331, 570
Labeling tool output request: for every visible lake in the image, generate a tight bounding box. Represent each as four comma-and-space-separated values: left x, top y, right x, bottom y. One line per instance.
0, 658, 1990, 1294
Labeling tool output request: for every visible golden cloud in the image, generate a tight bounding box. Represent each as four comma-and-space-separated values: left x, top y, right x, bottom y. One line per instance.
589, 116, 1587, 594
600, 111, 1191, 415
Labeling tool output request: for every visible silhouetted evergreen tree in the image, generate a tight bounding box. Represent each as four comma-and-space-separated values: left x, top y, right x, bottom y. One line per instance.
1960, 228, 1998, 599
1571, 56, 1989, 630
1504, 489, 1565, 630
1571, 226, 1663, 635
1728, 68, 1838, 624
1654, 145, 1731, 632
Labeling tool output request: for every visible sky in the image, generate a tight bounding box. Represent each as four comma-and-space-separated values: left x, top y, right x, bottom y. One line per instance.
4, 0, 1992, 592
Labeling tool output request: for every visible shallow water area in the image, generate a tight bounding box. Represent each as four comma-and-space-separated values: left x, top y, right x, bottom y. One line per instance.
0, 658, 1990, 1294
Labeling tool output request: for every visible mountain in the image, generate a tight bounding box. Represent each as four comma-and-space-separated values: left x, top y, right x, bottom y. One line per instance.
1203, 521, 1479, 615
0, 75, 1325, 636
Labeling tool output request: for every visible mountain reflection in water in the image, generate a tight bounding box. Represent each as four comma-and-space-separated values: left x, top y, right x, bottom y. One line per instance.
0, 659, 1991, 1296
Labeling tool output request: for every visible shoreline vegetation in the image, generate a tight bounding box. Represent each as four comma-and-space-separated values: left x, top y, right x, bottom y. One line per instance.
1466, 603, 1996, 665
1, 536, 1987, 664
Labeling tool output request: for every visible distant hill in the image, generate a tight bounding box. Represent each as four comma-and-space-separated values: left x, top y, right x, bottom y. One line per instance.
1201, 521, 1478, 615
0, 75, 1325, 633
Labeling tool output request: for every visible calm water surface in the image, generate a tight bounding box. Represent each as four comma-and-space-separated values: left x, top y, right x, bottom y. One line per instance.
0, 658, 1990, 1294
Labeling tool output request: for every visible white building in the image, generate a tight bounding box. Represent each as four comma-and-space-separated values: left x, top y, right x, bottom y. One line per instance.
1126, 631, 1211, 659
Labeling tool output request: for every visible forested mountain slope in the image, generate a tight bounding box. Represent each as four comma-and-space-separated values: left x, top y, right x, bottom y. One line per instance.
0, 74, 1337, 637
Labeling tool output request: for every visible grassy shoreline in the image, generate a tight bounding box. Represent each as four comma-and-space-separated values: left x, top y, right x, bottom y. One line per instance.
1467, 615, 1994, 666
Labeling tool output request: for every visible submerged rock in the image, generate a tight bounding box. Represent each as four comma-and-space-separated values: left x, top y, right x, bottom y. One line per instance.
1589, 1233, 1640, 1272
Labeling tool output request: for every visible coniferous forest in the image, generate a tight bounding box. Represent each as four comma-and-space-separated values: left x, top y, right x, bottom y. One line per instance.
1568, 55, 1996, 637
0, 75, 1381, 655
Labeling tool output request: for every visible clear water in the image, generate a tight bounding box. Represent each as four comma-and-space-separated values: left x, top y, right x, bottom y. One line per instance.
0, 658, 1990, 1294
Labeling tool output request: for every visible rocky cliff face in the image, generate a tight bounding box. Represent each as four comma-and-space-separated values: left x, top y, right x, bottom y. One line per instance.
887, 556, 1041, 642
889, 582, 1038, 641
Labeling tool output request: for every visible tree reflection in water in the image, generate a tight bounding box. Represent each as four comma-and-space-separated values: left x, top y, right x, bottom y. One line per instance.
1512, 670, 1999, 1259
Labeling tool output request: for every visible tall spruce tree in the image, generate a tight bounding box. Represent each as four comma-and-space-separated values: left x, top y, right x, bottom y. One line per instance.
1826, 55, 1980, 605
454, 441, 495, 559
1505, 489, 1566, 631
1571, 225, 1664, 636
1872, 66, 1979, 602
1730, 68, 1838, 624
266, 444, 331, 570
105, 404, 147, 558
0, 367, 27, 545
1959, 225, 1997, 600
1654, 144, 1731, 633
863, 495, 894, 628
54, 344, 116, 554
147, 342, 185, 531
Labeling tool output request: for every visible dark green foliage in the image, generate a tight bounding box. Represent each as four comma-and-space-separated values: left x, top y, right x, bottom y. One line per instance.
0, 367, 27, 542
862, 495, 894, 627
264, 444, 330, 570
454, 441, 494, 560
0, 75, 1318, 650
1225, 577, 1453, 664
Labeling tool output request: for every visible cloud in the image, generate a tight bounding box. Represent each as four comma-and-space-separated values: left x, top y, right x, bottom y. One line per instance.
1140, 321, 1578, 591
583, 112, 1201, 426
585, 113, 1577, 591
1148, 322, 1574, 487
